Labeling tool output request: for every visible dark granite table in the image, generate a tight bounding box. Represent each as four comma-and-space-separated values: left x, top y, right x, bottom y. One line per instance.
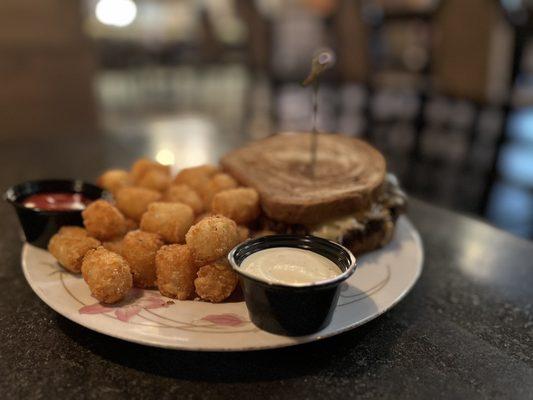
1, 132, 532, 399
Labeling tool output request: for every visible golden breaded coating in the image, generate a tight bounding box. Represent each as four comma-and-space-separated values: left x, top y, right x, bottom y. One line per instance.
137, 169, 171, 192
131, 158, 170, 183
115, 186, 161, 221
211, 188, 260, 225
185, 215, 239, 264
121, 230, 164, 288
200, 173, 238, 206
194, 261, 238, 303
237, 225, 250, 242
155, 244, 198, 300
48, 234, 100, 273
102, 238, 123, 255
97, 169, 132, 194
140, 202, 194, 243
253, 229, 276, 238
57, 226, 88, 238
164, 184, 204, 214
193, 212, 212, 224
173, 164, 219, 192
124, 218, 138, 232
81, 247, 132, 304
82, 200, 127, 241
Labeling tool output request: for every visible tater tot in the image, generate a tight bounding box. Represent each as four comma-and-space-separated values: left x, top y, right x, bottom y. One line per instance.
155, 244, 198, 300
193, 212, 212, 224
82, 200, 127, 241
173, 164, 219, 192
140, 202, 194, 243
237, 226, 250, 242
48, 234, 100, 273
124, 218, 138, 232
97, 169, 132, 194
81, 247, 132, 304
57, 226, 88, 238
137, 169, 171, 192
102, 238, 123, 255
164, 184, 204, 214
121, 230, 164, 288
115, 186, 161, 221
130, 158, 170, 183
211, 188, 260, 225
200, 173, 238, 206
194, 261, 238, 303
185, 215, 240, 264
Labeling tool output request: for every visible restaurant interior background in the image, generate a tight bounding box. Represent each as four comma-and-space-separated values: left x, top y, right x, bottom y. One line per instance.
2, 0, 533, 239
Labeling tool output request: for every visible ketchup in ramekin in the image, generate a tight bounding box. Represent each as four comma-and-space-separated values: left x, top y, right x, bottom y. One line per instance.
5, 180, 105, 248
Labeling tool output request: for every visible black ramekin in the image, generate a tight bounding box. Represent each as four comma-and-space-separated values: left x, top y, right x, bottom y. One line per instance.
4, 179, 105, 249
228, 234, 357, 336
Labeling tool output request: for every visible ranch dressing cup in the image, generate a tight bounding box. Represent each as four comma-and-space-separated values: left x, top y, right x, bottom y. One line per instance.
228, 235, 356, 336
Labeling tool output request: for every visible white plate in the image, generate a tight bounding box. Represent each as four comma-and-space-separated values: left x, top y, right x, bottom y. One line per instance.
21, 216, 423, 351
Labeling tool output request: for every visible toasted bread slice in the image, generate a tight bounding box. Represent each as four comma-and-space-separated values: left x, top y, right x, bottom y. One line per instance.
221, 132, 386, 225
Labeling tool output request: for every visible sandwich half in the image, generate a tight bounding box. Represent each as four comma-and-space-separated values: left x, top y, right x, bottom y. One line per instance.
221, 132, 406, 256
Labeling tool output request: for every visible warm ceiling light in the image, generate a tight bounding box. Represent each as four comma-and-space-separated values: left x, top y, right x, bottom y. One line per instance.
95, 0, 137, 27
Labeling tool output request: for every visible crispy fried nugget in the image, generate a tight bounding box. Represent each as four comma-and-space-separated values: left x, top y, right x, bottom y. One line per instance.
237, 226, 250, 242
48, 234, 100, 273
194, 261, 238, 303
82, 200, 127, 241
97, 169, 132, 194
82, 247, 132, 304
156, 244, 198, 300
137, 169, 171, 192
115, 186, 161, 221
173, 164, 219, 192
102, 238, 124, 255
164, 184, 204, 214
57, 226, 88, 237
140, 202, 194, 243
200, 173, 238, 207
124, 218, 138, 232
185, 215, 239, 264
130, 158, 170, 183
121, 230, 164, 288
211, 188, 260, 225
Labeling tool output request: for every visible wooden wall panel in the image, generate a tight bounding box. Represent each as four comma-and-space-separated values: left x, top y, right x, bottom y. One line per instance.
0, 0, 97, 138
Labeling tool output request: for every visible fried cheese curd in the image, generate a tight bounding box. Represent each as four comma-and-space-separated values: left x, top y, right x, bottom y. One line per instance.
211, 188, 260, 225
136, 169, 171, 192
131, 158, 170, 182
48, 229, 101, 273
140, 202, 194, 243
97, 169, 132, 195
164, 184, 204, 214
57, 226, 88, 237
115, 186, 161, 221
102, 238, 124, 255
185, 215, 240, 265
237, 225, 250, 242
121, 230, 164, 288
155, 244, 198, 300
194, 261, 238, 303
173, 164, 219, 192
82, 199, 127, 241
199, 173, 238, 206
81, 247, 132, 304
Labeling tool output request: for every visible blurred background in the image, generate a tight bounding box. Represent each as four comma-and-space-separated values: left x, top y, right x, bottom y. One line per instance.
2, 0, 533, 238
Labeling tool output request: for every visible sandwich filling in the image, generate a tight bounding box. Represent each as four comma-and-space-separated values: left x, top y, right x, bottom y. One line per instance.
254, 174, 407, 254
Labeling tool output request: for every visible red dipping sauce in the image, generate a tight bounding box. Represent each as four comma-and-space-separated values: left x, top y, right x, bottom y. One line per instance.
22, 192, 92, 211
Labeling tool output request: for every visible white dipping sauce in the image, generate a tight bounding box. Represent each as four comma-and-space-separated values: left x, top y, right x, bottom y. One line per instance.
240, 247, 342, 285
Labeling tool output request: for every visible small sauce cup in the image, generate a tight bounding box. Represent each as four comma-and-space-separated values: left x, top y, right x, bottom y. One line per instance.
4, 179, 105, 249
228, 234, 357, 336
